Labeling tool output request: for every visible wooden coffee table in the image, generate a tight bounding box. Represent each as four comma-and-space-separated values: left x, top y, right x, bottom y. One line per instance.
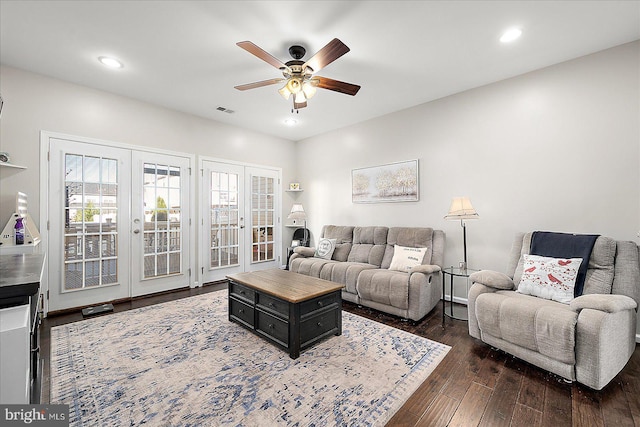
227, 269, 344, 359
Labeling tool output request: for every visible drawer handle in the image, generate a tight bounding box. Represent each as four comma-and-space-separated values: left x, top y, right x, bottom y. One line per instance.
269, 302, 275, 308
31, 346, 40, 354
317, 301, 324, 307
238, 309, 244, 314
268, 324, 274, 329
240, 290, 246, 295
317, 322, 323, 328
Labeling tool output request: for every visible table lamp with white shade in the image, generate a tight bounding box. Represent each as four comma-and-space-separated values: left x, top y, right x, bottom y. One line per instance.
287, 203, 308, 246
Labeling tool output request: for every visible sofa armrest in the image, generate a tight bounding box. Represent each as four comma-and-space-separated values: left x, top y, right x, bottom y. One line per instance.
410, 264, 441, 275
469, 270, 514, 290
570, 294, 637, 313
293, 247, 316, 257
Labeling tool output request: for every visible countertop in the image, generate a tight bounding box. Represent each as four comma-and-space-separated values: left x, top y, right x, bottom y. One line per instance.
0, 253, 45, 300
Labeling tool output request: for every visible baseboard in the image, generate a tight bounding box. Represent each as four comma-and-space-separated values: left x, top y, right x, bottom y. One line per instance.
444, 294, 468, 306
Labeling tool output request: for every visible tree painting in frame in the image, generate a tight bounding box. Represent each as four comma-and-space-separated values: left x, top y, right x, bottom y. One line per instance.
352, 159, 419, 203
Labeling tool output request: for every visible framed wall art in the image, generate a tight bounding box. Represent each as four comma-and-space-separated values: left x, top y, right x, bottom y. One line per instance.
352, 159, 419, 203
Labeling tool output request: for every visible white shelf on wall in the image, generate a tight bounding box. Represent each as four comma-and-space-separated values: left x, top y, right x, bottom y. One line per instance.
285, 189, 303, 193
0, 162, 26, 170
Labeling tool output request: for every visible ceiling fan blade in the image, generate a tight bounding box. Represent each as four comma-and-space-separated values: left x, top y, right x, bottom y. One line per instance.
237, 41, 288, 70
234, 78, 284, 91
303, 38, 350, 73
315, 76, 361, 96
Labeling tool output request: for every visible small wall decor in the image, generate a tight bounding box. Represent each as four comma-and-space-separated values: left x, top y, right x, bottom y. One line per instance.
352, 159, 419, 203
289, 182, 300, 190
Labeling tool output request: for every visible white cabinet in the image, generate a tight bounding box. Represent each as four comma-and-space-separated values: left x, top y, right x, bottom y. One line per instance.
0, 304, 29, 403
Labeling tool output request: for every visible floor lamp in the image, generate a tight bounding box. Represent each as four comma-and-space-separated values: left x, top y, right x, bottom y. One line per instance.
444, 197, 479, 271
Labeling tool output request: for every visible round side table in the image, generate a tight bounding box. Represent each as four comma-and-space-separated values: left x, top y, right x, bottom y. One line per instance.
442, 266, 479, 326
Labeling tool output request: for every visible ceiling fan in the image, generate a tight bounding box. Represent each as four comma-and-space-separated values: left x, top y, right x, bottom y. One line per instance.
234, 38, 361, 111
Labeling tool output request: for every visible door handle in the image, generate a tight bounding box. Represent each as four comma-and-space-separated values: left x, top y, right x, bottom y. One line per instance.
133, 229, 140, 234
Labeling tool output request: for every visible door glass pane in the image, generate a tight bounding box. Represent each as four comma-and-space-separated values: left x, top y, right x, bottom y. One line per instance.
251, 175, 275, 263
143, 163, 182, 278
63, 153, 118, 290
210, 171, 239, 268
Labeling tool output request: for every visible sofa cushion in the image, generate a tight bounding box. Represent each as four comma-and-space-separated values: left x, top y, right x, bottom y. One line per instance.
324, 262, 378, 295
290, 257, 338, 277
381, 227, 434, 269
320, 225, 354, 262
347, 226, 388, 266
356, 269, 410, 310
475, 291, 578, 365
583, 236, 616, 295
389, 245, 428, 272
516, 254, 583, 304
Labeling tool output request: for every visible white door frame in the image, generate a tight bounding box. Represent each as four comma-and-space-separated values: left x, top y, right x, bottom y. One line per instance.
40, 131, 196, 315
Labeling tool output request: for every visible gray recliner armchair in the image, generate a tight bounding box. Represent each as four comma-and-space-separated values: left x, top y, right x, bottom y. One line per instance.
467, 232, 640, 390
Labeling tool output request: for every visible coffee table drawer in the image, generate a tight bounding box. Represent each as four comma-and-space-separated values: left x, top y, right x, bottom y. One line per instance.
300, 310, 339, 345
230, 298, 254, 327
230, 282, 255, 303
257, 293, 288, 318
256, 311, 289, 346
300, 292, 340, 316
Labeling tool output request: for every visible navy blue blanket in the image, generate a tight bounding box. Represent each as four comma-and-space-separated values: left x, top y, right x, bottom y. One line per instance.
530, 231, 599, 297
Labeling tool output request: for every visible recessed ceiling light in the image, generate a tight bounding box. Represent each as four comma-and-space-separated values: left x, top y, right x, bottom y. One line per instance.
98, 56, 124, 69
284, 118, 297, 126
500, 28, 522, 43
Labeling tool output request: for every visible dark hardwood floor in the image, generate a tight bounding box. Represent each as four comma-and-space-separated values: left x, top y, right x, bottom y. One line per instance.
41, 284, 640, 426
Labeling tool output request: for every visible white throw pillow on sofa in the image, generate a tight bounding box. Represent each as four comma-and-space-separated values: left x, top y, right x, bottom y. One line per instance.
516, 254, 583, 304
389, 245, 427, 272
314, 238, 337, 260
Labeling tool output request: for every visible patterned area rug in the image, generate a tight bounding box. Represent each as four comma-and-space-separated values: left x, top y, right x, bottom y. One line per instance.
50, 290, 450, 426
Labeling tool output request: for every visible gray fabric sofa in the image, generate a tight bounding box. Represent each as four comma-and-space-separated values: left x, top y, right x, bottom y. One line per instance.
468, 232, 640, 390
288, 225, 445, 321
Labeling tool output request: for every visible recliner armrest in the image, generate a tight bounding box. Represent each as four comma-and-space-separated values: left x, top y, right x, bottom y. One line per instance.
293, 247, 316, 257
469, 270, 514, 290
570, 294, 637, 313
410, 264, 441, 275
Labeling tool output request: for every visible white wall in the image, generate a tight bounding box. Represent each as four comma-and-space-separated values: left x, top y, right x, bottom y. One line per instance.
0, 65, 296, 268
295, 41, 640, 289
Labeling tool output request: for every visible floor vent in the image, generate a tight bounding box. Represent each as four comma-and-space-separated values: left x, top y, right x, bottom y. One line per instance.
81, 303, 114, 317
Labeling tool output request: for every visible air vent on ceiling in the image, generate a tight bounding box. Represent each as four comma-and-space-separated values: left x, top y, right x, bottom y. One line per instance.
216, 106, 235, 114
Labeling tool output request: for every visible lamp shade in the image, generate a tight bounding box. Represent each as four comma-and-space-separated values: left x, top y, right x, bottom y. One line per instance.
287, 203, 306, 220
444, 197, 479, 220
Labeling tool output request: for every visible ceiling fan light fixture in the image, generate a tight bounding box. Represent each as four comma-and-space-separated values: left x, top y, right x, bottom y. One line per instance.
294, 91, 306, 104
286, 78, 302, 94
278, 85, 292, 100
302, 82, 317, 99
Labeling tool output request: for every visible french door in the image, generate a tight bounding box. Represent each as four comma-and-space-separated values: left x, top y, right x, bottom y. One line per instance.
200, 160, 280, 283
47, 137, 191, 312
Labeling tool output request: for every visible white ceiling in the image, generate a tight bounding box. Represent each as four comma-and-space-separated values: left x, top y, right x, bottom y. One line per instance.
1, 1, 639, 141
